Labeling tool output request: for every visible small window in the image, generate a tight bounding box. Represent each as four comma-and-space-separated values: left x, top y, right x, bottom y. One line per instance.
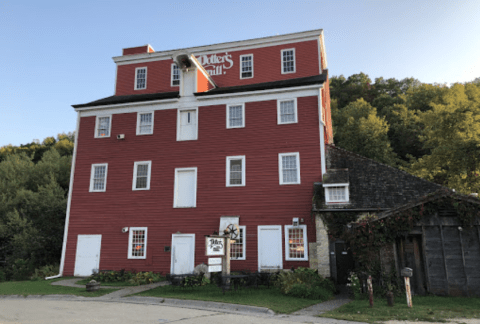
226, 104, 245, 128
137, 112, 154, 135
230, 226, 246, 260
90, 163, 108, 192
177, 109, 198, 141
95, 116, 111, 138
174, 167, 197, 208
277, 99, 297, 124
135, 67, 147, 90
278, 152, 300, 185
171, 63, 180, 86
132, 161, 152, 191
128, 227, 147, 259
226, 156, 246, 187
281, 49, 295, 74
285, 225, 308, 261
324, 184, 350, 204
240, 54, 253, 79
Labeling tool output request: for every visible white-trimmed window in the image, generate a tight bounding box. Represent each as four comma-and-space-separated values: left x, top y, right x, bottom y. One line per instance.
174, 167, 197, 208
231, 226, 246, 260
281, 48, 295, 74
277, 99, 297, 124
128, 227, 147, 259
240, 54, 253, 79
177, 108, 198, 141
137, 112, 154, 135
324, 184, 350, 204
135, 67, 147, 90
226, 156, 245, 187
226, 104, 245, 128
285, 225, 308, 261
95, 115, 112, 138
90, 163, 108, 192
278, 152, 300, 185
171, 63, 180, 86
132, 161, 152, 190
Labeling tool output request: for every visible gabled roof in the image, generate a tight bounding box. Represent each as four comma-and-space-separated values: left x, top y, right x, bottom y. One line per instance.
72, 91, 179, 109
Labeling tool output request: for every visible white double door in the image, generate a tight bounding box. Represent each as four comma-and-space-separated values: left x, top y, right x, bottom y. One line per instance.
258, 225, 283, 271
171, 234, 195, 275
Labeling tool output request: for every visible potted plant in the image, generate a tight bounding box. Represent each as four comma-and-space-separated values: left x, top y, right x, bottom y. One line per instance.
86, 279, 101, 292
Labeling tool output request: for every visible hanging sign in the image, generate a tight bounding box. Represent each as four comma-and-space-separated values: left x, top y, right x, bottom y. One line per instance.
205, 236, 225, 256
208, 265, 222, 273
208, 258, 222, 265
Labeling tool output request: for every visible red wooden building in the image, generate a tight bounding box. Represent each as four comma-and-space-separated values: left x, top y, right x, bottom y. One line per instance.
60, 29, 333, 276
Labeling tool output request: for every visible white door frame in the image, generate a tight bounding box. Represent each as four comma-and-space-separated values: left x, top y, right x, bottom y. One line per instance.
74, 234, 102, 276
170, 234, 195, 274
257, 225, 283, 271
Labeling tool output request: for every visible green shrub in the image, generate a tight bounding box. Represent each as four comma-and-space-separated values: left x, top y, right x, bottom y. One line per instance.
9, 259, 35, 281
0, 269, 6, 282
275, 267, 335, 301
30, 264, 59, 281
128, 271, 163, 285
88, 269, 163, 285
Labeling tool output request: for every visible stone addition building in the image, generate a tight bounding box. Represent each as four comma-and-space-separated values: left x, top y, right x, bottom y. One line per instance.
310, 144, 443, 283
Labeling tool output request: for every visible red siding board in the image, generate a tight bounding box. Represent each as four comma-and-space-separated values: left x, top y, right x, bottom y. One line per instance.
64, 96, 321, 275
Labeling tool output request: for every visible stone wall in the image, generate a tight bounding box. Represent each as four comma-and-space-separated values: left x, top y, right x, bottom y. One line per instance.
311, 214, 330, 277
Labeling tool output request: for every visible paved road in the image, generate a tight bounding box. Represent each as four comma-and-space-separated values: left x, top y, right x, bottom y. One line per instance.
0, 297, 362, 324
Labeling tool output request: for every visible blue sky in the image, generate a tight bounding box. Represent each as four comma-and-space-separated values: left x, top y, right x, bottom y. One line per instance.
1, 0, 479, 147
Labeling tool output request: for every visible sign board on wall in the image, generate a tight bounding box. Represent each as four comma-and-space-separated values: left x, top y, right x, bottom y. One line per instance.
196, 53, 233, 76
208, 258, 222, 265
208, 265, 222, 273
205, 237, 225, 256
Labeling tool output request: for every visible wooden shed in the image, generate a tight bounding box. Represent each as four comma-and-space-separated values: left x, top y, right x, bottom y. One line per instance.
377, 191, 480, 296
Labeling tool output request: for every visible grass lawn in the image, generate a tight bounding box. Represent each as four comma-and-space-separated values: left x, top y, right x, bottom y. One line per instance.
0, 277, 119, 297
320, 295, 480, 323
135, 284, 329, 314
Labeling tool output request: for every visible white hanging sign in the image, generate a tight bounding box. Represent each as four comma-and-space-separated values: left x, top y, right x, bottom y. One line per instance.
205, 237, 225, 256
208, 265, 222, 273
208, 258, 222, 265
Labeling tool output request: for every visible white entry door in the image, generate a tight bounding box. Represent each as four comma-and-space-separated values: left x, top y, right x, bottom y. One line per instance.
258, 226, 283, 271
171, 234, 195, 274
74, 235, 102, 276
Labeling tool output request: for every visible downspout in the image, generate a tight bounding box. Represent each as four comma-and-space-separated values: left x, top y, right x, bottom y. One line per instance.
318, 87, 326, 175
46, 111, 81, 280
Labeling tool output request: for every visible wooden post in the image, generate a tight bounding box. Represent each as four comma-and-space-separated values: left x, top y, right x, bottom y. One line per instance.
439, 225, 450, 295
222, 236, 231, 287
405, 276, 413, 307
367, 275, 374, 307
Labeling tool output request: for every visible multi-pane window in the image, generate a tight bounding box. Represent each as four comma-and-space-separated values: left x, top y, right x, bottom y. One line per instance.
226, 156, 246, 187
285, 225, 308, 260
90, 163, 108, 192
278, 152, 300, 185
132, 161, 152, 190
171, 63, 180, 86
325, 185, 349, 203
227, 104, 245, 128
96, 116, 111, 137
137, 112, 153, 135
281, 49, 295, 74
277, 99, 297, 124
230, 226, 246, 260
240, 54, 253, 79
135, 67, 147, 90
128, 227, 147, 259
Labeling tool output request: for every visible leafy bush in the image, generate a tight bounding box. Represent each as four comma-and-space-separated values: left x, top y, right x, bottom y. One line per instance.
275, 267, 335, 300
9, 259, 35, 281
30, 264, 59, 281
88, 269, 164, 285
347, 272, 362, 300
128, 271, 164, 285
0, 269, 6, 282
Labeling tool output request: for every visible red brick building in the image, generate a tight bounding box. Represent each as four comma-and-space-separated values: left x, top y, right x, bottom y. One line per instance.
60, 29, 333, 276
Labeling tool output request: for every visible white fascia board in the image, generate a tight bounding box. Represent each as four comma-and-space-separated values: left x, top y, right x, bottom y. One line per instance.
113, 30, 323, 65
74, 98, 179, 113
323, 183, 350, 187
196, 84, 323, 100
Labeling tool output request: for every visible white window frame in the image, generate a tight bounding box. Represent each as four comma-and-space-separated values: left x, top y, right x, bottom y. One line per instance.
173, 167, 198, 208
277, 98, 298, 125
278, 152, 301, 185
136, 111, 154, 135
239, 54, 253, 79
226, 103, 245, 129
281, 48, 296, 74
132, 161, 152, 191
171, 63, 180, 87
226, 155, 246, 187
89, 163, 108, 192
128, 227, 148, 259
323, 183, 350, 204
135, 67, 147, 90
230, 225, 246, 260
94, 115, 112, 138
176, 108, 198, 141
284, 225, 308, 261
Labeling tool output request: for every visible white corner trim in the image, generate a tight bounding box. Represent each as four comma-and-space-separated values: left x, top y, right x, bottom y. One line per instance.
284, 225, 308, 261
226, 155, 246, 187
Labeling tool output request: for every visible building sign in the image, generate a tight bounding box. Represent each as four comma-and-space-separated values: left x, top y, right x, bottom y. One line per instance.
208, 258, 222, 265
197, 53, 233, 76
205, 237, 225, 256
208, 265, 222, 273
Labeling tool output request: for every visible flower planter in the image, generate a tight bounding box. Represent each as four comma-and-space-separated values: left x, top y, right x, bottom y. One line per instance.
86, 281, 101, 292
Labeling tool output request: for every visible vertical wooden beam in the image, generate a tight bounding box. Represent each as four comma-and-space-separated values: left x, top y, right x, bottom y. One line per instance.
439, 225, 450, 295
458, 229, 469, 296
422, 226, 431, 293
